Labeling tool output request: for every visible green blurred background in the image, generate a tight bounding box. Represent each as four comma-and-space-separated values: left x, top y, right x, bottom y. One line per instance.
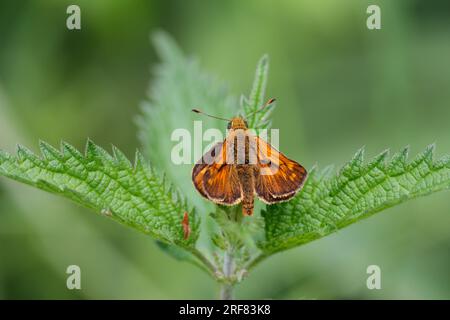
0, 0, 449, 299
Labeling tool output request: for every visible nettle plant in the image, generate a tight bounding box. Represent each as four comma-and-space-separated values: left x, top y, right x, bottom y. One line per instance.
1, 33, 449, 299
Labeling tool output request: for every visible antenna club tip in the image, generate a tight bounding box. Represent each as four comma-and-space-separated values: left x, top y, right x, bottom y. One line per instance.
268, 98, 276, 104
191, 109, 231, 121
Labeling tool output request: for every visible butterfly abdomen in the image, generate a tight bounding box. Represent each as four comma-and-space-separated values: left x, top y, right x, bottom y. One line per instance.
242, 199, 254, 216
237, 164, 255, 216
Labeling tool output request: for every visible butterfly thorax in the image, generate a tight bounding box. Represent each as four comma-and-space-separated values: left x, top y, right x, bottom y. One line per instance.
228, 124, 255, 215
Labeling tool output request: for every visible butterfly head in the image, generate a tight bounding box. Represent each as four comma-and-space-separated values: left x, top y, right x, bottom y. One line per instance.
227, 117, 248, 130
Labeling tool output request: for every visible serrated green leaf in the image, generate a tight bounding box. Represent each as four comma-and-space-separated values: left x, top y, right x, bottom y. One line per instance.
260, 145, 450, 254
0, 140, 199, 249
136, 31, 237, 212
241, 54, 274, 130
112, 145, 133, 172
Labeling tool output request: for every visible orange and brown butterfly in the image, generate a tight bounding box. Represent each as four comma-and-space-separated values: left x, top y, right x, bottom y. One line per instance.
191, 98, 308, 216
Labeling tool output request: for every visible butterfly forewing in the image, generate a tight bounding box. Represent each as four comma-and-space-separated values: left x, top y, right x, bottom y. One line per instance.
192, 140, 243, 205
252, 136, 308, 204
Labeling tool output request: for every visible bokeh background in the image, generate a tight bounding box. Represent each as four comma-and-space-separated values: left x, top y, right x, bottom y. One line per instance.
0, 0, 449, 299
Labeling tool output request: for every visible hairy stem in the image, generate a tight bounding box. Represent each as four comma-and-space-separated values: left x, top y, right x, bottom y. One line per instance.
220, 250, 235, 300
220, 283, 234, 300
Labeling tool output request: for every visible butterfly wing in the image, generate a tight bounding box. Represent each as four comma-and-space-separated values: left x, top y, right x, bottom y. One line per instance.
252, 136, 308, 204
192, 140, 243, 205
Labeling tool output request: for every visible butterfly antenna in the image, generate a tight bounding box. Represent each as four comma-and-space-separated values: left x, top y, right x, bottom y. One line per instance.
192, 109, 231, 121
246, 98, 276, 117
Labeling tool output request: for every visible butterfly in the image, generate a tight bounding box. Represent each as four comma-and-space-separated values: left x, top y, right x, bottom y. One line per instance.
192, 98, 308, 216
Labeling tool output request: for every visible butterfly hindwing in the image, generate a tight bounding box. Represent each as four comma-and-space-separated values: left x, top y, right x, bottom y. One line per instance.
203, 164, 242, 205
252, 136, 308, 204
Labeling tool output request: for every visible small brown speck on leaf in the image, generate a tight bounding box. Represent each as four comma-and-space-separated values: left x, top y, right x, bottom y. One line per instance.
182, 211, 191, 240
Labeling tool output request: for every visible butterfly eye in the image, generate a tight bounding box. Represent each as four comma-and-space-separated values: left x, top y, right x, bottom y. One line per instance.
227, 122, 232, 129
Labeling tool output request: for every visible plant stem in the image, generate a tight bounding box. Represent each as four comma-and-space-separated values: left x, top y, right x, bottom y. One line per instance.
245, 252, 268, 272
220, 283, 234, 300
191, 249, 218, 278
220, 250, 234, 300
